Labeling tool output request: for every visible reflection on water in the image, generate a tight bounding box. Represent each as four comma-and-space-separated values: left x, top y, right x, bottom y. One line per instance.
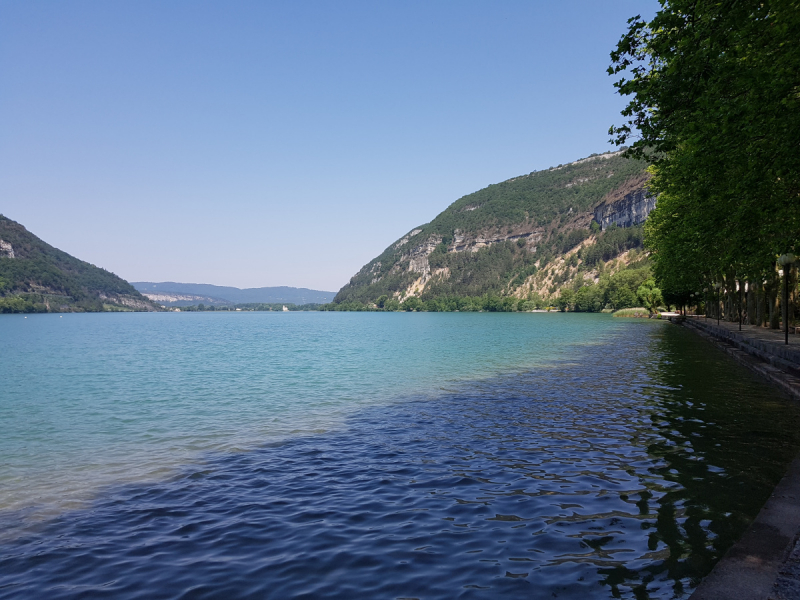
602, 323, 800, 598
1, 320, 799, 599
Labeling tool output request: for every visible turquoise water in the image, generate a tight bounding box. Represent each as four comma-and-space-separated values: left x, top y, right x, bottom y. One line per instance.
0, 312, 615, 517
2, 312, 800, 599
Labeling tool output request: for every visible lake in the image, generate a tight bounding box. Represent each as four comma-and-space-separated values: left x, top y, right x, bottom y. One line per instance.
1, 312, 799, 599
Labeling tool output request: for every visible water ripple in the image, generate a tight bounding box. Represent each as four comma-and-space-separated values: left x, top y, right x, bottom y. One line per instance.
1, 319, 800, 599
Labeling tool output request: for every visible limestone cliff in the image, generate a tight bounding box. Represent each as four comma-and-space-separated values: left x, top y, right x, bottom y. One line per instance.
334, 151, 652, 305
594, 188, 657, 230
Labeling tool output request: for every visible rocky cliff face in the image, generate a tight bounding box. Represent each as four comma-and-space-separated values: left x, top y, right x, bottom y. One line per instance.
0, 239, 14, 258
594, 188, 657, 230
334, 151, 652, 305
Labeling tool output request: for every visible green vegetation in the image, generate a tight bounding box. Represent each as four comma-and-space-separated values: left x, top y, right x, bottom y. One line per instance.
636, 279, 664, 315
410, 154, 645, 234
423, 241, 538, 299
0, 296, 48, 314
335, 152, 650, 307
556, 265, 653, 313
581, 225, 642, 267
0, 214, 157, 313
322, 295, 526, 312
610, 0, 800, 323
321, 264, 654, 314
613, 308, 651, 318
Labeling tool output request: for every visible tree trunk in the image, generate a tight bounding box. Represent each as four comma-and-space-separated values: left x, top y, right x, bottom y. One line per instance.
725, 274, 736, 322
756, 282, 766, 327
769, 281, 781, 329
747, 284, 757, 325
738, 279, 743, 325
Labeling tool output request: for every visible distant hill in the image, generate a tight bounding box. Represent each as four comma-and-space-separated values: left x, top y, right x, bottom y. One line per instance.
333, 150, 655, 310
133, 282, 336, 307
0, 215, 160, 313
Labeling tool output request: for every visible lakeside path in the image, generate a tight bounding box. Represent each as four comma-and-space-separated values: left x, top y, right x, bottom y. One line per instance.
679, 318, 800, 600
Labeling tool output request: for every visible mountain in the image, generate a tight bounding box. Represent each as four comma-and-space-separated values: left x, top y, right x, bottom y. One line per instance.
333, 150, 654, 311
0, 215, 160, 313
132, 282, 336, 307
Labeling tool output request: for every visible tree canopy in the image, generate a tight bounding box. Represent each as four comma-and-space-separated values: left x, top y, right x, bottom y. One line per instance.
609, 0, 800, 302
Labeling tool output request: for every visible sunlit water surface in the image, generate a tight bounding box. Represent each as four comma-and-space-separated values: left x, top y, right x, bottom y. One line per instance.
1, 312, 799, 599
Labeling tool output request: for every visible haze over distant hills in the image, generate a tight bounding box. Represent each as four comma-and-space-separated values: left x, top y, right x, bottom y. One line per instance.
132, 282, 335, 307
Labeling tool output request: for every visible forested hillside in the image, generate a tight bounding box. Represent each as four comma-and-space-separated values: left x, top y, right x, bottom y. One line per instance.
0, 215, 159, 313
332, 151, 656, 311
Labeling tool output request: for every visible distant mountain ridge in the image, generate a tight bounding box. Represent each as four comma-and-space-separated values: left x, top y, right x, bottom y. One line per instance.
133, 282, 335, 306
0, 214, 159, 313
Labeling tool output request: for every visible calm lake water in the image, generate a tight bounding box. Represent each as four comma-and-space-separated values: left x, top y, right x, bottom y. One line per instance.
1, 312, 799, 599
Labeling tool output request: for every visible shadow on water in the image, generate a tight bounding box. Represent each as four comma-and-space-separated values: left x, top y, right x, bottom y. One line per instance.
1, 321, 800, 599
595, 323, 800, 599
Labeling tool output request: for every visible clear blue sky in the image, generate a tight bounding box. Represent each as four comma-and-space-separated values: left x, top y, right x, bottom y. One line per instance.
0, 1, 658, 292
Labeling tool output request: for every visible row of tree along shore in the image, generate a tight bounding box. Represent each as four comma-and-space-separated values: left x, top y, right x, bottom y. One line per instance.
609, 0, 799, 331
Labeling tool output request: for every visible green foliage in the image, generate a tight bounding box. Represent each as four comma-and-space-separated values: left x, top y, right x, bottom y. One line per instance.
428, 154, 645, 235
334, 152, 649, 305
557, 288, 575, 312
558, 266, 652, 312
604, 267, 650, 310
613, 307, 651, 318
636, 279, 664, 314
610, 0, 800, 302
401, 297, 422, 311
0, 296, 46, 313
321, 294, 524, 313
557, 229, 589, 255
573, 284, 606, 313
582, 225, 643, 267
424, 241, 534, 298
0, 214, 155, 312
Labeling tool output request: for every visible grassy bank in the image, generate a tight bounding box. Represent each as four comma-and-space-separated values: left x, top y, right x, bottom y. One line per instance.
613, 307, 651, 318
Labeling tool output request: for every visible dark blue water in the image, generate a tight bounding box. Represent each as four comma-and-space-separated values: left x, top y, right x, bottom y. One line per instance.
2, 316, 799, 599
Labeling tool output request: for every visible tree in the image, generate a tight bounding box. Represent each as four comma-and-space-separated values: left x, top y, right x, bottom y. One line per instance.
401, 297, 422, 312
574, 283, 605, 312
637, 279, 664, 314
557, 289, 575, 312
384, 298, 401, 311
610, 0, 800, 302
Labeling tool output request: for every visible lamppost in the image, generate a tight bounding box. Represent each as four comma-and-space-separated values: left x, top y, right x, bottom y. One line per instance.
704, 287, 709, 319
714, 282, 721, 326
778, 254, 796, 345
